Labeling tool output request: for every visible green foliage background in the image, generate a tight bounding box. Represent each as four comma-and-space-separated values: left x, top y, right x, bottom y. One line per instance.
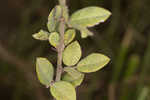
0, 0, 150, 100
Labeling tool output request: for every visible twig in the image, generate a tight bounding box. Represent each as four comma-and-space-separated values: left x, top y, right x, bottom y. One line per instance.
55, 0, 67, 82
55, 18, 65, 81
53, 1, 67, 100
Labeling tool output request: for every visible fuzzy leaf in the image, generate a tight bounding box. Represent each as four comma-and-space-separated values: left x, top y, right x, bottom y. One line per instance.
80, 28, 93, 38
69, 24, 93, 38
47, 5, 62, 32
50, 81, 76, 100
64, 29, 76, 45
77, 53, 110, 73
48, 30, 76, 47
62, 6, 69, 22
64, 67, 82, 80
36, 57, 54, 86
71, 74, 84, 87
62, 73, 84, 87
49, 32, 60, 48
32, 30, 49, 40
63, 41, 82, 66
70, 6, 111, 27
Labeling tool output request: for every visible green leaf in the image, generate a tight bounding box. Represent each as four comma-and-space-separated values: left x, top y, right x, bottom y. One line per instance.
70, 6, 111, 27
50, 81, 76, 100
32, 30, 49, 40
69, 24, 93, 38
62, 73, 84, 87
64, 29, 76, 45
80, 28, 93, 38
71, 74, 84, 87
63, 41, 82, 66
64, 67, 82, 80
47, 5, 62, 32
62, 6, 69, 22
77, 53, 110, 73
49, 32, 60, 48
48, 30, 76, 47
36, 57, 54, 86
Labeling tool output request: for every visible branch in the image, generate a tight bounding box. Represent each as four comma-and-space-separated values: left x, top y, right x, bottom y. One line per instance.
55, 0, 67, 82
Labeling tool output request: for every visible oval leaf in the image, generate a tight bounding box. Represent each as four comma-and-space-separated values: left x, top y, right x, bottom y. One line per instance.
70, 6, 111, 27
49, 32, 60, 48
36, 57, 54, 86
62, 73, 84, 87
63, 41, 82, 66
64, 67, 82, 80
77, 53, 110, 73
64, 29, 76, 45
32, 30, 49, 40
47, 5, 62, 32
50, 81, 76, 100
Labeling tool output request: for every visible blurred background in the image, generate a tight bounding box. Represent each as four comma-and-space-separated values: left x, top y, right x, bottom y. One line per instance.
0, 0, 150, 100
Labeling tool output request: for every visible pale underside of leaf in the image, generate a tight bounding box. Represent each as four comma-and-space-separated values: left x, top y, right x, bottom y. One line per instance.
36, 57, 54, 85
77, 53, 110, 73
70, 6, 111, 27
63, 41, 82, 66
50, 81, 76, 100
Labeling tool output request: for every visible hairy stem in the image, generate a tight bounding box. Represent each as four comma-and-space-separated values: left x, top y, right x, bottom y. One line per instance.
55, 19, 65, 81
55, 0, 67, 82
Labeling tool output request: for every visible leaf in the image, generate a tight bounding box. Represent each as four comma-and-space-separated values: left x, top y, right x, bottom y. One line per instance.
81, 30, 88, 38
71, 74, 84, 87
64, 67, 82, 80
70, 6, 111, 27
63, 41, 82, 66
69, 24, 93, 38
48, 30, 76, 47
50, 81, 76, 100
36, 57, 54, 86
47, 5, 62, 32
62, 6, 69, 22
80, 27, 93, 38
77, 53, 110, 73
62, 73, 84, 87
49, 32, 60, 48
32, 30, 49, 40
64, 29, 76, 45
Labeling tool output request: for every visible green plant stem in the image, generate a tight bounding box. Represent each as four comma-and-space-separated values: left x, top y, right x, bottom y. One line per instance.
55, 0, 66, 82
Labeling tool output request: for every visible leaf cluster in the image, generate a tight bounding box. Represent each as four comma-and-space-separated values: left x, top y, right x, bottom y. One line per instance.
33, 5, 111, 100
